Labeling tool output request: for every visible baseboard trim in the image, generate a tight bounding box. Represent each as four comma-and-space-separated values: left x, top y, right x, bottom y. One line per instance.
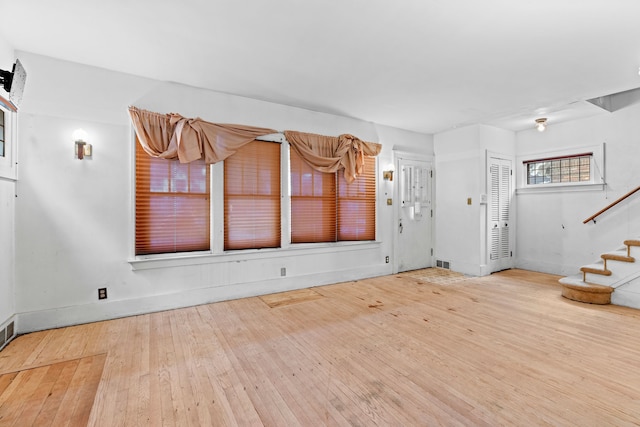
515, 259, 573, 276
16, 265, 391, 334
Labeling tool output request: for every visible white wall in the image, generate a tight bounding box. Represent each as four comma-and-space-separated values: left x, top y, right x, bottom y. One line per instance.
0, 35, 15, 333
14, 52, 432, 333
516, 105, 640, 275
434, 125, 515, 276
0, 179, 15, 328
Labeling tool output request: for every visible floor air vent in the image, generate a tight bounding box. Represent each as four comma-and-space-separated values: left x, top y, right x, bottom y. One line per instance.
436, 260, 451, 269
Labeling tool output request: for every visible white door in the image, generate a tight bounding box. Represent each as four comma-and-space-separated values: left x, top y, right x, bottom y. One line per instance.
397, 156, 433, 272
488, 157, 513, 273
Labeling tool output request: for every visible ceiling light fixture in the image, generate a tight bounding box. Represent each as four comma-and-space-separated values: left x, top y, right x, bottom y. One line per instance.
535, 118, 547, 132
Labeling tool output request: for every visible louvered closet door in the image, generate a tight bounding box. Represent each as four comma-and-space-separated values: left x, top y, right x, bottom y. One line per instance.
488, 157, 513, 272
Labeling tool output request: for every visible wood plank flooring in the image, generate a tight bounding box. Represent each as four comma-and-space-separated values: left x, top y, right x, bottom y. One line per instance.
0, 354, 106, 426
1, 269, 640, 426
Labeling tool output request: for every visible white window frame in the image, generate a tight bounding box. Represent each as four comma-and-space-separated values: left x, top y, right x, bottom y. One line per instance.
129, 130, 381, 269
516, 143, 605, 194
0, 104, 17, 181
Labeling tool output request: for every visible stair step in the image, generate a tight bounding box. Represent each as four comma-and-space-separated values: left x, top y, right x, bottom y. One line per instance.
561, 281, 613, 305
601, 251, 635, 269
580, 266, 612, 276
601, 253, 635, 262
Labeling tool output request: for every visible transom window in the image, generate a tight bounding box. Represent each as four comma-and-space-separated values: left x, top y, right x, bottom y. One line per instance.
525, 153, 591, 185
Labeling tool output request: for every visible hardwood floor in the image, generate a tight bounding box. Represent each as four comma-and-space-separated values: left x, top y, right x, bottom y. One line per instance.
1, 269, 640, 426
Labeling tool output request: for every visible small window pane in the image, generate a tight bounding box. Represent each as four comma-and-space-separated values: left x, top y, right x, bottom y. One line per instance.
190, 165, 208, 193
150, 162, 170, 192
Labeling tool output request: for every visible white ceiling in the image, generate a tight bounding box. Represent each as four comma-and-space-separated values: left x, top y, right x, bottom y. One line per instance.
1, 0, 639, 134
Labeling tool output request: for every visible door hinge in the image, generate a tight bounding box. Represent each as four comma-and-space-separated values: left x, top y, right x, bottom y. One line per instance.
430, 170, 433, 178
510, 169, 513, 176
510, 251, 513, 257
431, 248, 433, 256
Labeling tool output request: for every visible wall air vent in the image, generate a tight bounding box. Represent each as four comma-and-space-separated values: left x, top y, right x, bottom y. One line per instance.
0, 319, 16, 351
436, 260, 450, 269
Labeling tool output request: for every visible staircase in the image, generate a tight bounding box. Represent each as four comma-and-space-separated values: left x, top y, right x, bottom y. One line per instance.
560, 240, 640, 308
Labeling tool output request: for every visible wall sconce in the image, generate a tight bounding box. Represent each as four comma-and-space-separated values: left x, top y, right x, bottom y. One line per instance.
383, 170, 394, 181
73, 128, 92, 160
535, 118, 547, 132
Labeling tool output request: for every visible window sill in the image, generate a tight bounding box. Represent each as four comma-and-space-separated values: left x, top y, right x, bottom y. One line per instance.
516, 183, 604, 195
129, 240, 381, 270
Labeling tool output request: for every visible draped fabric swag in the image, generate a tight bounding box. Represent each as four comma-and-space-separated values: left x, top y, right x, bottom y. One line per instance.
128, 106, 278, 164
284, 130, 381, 183
128, 107, 381, 182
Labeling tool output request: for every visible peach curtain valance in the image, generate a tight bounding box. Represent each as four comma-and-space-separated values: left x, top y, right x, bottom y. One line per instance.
284, 130, 381, 183
128, 106, 278, 164
128, 107, 382, 183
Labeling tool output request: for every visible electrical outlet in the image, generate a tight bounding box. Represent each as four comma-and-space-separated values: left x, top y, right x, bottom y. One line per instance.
385, 256, 390, 263
280, 267, 286, 276
98, 288, 107, 300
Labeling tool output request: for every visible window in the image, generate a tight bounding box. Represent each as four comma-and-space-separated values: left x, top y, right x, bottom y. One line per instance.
525, 153, 591, 185
338, 156, 376, 241
134, 137, 377, 257
290, 149, 375, 243
224, 140, 281, 250
135, 138, 210, 255
290, 151, 336, 242
0, 109, 4, 157
0, 106, 16, 180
